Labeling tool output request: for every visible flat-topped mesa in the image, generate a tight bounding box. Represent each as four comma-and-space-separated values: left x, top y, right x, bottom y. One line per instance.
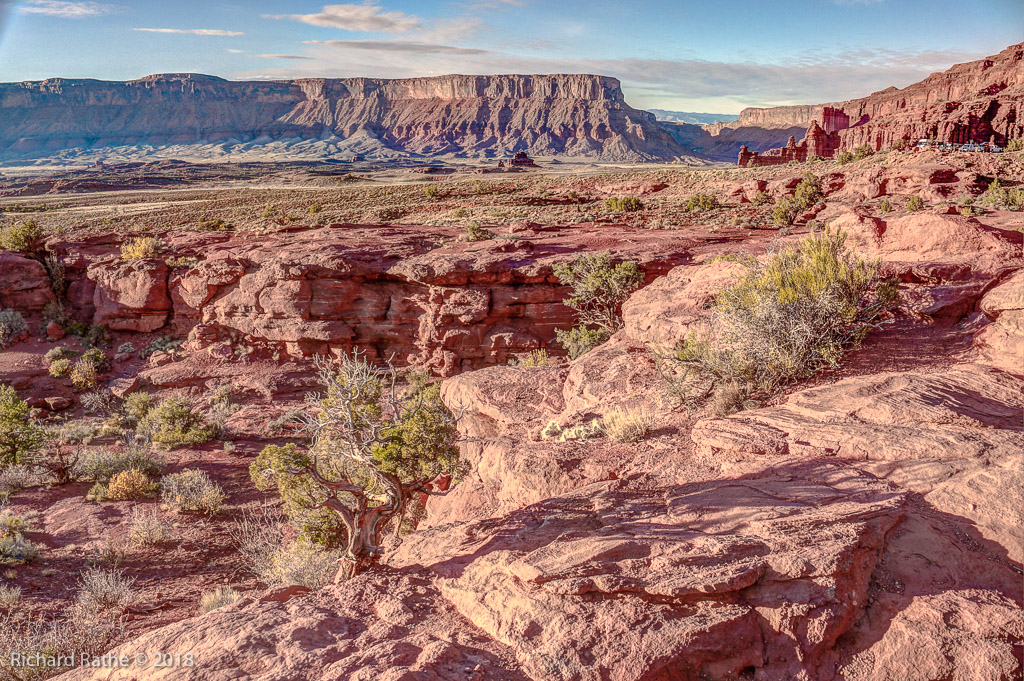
737, 42, 1024, 166
0, 72, 684, 162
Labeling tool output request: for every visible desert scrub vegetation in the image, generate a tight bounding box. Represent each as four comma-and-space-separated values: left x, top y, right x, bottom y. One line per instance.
906, 195, 925, 212
540, 418, 602, 442
553, 252, 642, 359
1006, 138, 1023, 152
879, 197, 893, 213
126, 506, 175, 547
0, 509, 40, 565
48, 358, 72, 378
508, 348, 550, 366
979, 178, 1024, 211
251, 351, 462, 579
793, 173, 824, 210
601, 406, 652, 444
200, 586, 244, 613
604, 196, 644, 212
666, 229, 897, 405
753, 190, 773, 206
852, 144, 874, 161
139, 397, 215, 449
105, 468, 156, 500
75, 441, 165, 488
461, 221, 494, 241
771, 197, 799, 226
120, 236, 164, 260
161, 468, 225, 514
0, 309, 26, 349
684, 193, 719, 212
0, 219, 42, 253
0, 385, 45, 467
835, 151, 855, 165
231, 504, 341, 590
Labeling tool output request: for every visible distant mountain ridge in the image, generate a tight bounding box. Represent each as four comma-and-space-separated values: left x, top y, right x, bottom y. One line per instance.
0, 73, 699, 164
646, 109, 739, 125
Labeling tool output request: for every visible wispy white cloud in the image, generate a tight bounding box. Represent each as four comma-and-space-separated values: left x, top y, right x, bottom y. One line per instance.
257, 54, 314, 60
133, 28, 244, 37
304, 39, 489, 55
234, 45, 980, 113
18, 1, 112, 18
225, 48, 244, 54
264, 4, 420, 33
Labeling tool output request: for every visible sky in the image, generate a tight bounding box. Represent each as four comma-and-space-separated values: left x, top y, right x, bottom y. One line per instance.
0, 0, 1021, 114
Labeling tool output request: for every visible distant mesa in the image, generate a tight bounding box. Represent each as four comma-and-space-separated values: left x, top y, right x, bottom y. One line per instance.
497, 151, 538, 169
0, 73, 696, 164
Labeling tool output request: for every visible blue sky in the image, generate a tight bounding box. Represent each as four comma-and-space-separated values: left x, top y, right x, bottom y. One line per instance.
0, 0, 1020, 113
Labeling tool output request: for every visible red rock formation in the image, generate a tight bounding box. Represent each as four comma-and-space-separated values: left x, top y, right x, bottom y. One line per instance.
736, 42, 1024, 164
49, 224, 693, 376
0, 251, 55, 312
0, 73, 690, 162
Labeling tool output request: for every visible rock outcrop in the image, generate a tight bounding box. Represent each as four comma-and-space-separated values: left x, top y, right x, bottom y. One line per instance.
719, 42, 1024, 164
0, 73, 692, 163
0, 251, 55, 312
51, 224, 694, 375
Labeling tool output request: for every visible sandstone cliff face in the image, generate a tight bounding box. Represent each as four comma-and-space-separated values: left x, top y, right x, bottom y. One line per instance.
0, 73, 688, 162
49, 223, 693, 376
705, 42, 1024, 161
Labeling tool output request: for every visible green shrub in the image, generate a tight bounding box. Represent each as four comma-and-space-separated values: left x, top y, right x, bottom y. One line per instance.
853, 144, 874, 160
771, 197, 799, 226
794, 172, 824, 210
753, 191, 773, 206
462, 221, 493, 242
601, 406, 652, 444
308, 203, 323, 215
140, 335, 181, 359
0, 385, 45, 467
979, 179, 1024, 211
907, 196, 925, 212
1006, 138, 1023, 152
0, 509, 39, 564
122, 392, 157, 427
197, 217, 233, 231
684, 193, 719, 212
423, 184, 440, 198
553, 253, 641, 359
48, 358, 72, 378
891, 138, 910, 151
44, 346, 77, 364
120, 236, 163, 261
672, 229, 896, 397
200, 586, 244, 613
0, 310, 26, 350
140, 398, 215, 449
605, 196, 644, 212
880, 198, 893, 213
0, 220, 42, 253
835, 151, 854, 165
74, 443, 165, 483
161, 468, 225, 514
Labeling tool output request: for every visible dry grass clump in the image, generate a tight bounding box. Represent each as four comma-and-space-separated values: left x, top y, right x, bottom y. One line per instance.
230, 505, 338, 590
509, 349, 550, 366
200, 586, 244, 613
0, 584, 21, 609
601, 406, 652, 444
126, 506, 175, 547
120, 236, 164, 260
0, 509, 40, 565
160, 468, 225, 514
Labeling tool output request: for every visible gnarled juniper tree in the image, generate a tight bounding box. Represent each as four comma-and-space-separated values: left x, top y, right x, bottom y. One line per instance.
252, 351, 463, 582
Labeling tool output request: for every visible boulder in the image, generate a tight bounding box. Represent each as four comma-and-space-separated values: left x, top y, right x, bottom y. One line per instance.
0, 251, 55, 312
974, 269, 1024, 374
87, 260, 171, 332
